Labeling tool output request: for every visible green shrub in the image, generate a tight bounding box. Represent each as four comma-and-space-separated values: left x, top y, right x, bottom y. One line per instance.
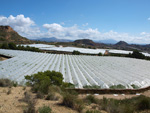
72, 50, 80, 55
128, 50, 145, 59
0, 78, 13, 87
109, 84, 126, 89
62, 82, 75, 88
61, 92, 84, 112
131, 84, 139, 89
13, 82, 18, 87
84, 95, 98, 104
86, 110, 102, 113
119, 104, 134, 113
99, 95, 150, 113
61, 92, 77, 108
136, 95, 150, 111
48, 85, 62, 94
38, 105, 52, 113
25, 70, 63, 94
98, 52, 102, 56
83, 85, 101, 89
101, 97, 108, 110
45, 93, 59, 101
36, 91, 45, 99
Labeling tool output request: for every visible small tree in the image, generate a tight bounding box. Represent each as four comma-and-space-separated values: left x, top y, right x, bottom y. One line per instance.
72, 50, 80, 55
132, 50, 145, 59
25, 70, 63, 94
127, 50, 145, 59
98, 52, 102, 56
8, 42, 16, 49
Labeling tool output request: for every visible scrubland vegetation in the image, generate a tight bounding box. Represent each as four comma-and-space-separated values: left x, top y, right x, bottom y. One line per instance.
0, 70, 150, 113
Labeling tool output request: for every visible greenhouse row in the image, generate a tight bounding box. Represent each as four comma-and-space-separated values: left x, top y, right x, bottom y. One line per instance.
0, 49, 150, 88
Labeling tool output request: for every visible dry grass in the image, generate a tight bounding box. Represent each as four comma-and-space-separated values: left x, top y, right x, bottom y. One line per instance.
0, 87, 77, 113
0, 86, 150, 113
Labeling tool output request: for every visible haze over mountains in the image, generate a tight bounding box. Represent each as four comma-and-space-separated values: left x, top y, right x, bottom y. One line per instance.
31, 37, 73, 43
0, 25, 150, 52
31, 37, 118, 44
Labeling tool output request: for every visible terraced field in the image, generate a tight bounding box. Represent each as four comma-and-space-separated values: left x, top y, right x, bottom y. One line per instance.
0, 49, 150, 88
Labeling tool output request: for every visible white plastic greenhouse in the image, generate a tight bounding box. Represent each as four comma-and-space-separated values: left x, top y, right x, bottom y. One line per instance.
0, 49, 150, 88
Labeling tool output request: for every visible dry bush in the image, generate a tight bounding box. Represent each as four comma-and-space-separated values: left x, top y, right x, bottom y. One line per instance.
7, 88, 11, 95
45, 92, 59, 101
84, 95, 98, 104
38, 105, 52, 113
36, 91, 45, 99
0, 78, 13, 87
61, 91, 84, 113
23, 91, 37, 113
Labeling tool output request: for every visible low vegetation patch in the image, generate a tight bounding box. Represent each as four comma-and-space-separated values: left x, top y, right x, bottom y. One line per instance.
83, 85, 101, 89
109, 84, 126, 89
84, 95, 98, 104
99, 95, 150, 113
131, 84, 139, 89
45, 92, 59, 101
23, 91, 36, 113
86, 110, 102, 113
72, 50, 80, 55
23, 71, 150, 113
38, 105, 52, 113
61, 91, 84, 113
0, 42, 41, 52
0, 78, 17, 87
25, 70, 64, 94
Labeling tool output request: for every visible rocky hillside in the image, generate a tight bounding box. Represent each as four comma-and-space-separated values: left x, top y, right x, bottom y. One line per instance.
73, 39, 107, 49
74, 39, 97, 46
0, 26, 31, 44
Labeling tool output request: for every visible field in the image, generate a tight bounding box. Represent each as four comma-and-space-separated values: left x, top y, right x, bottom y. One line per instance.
21, 44, 150, 56
0, 49, 150, 88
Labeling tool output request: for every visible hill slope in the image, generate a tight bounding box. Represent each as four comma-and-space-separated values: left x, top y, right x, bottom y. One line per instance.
0, 26, 31, 44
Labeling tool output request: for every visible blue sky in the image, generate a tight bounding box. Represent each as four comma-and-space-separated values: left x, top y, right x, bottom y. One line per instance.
0, 0, 150, 44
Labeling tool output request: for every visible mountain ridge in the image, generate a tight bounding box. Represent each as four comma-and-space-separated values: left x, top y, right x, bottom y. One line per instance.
0, 25, 31, 44
31, 37, 73, 42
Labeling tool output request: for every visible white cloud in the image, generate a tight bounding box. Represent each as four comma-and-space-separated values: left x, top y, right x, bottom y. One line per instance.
0, 14, 39, 38
42, 23, 145, 43
0, 14, 34, 27
0, 14, 150, 44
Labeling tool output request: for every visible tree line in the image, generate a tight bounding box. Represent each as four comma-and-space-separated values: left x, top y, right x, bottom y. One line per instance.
0, 42, 41, 52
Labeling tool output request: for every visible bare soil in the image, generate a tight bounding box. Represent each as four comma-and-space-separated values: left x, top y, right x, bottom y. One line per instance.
0, 87, 77, 113
0, 56, 8, 61
0, 87, 149, 113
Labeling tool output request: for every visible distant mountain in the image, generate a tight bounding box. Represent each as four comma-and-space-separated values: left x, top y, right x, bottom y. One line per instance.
31, 37, 73, 42
95, 39, 117, 44
74, 39, 97, 46
115, 41, 129, 46
0, 26, 31, 44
